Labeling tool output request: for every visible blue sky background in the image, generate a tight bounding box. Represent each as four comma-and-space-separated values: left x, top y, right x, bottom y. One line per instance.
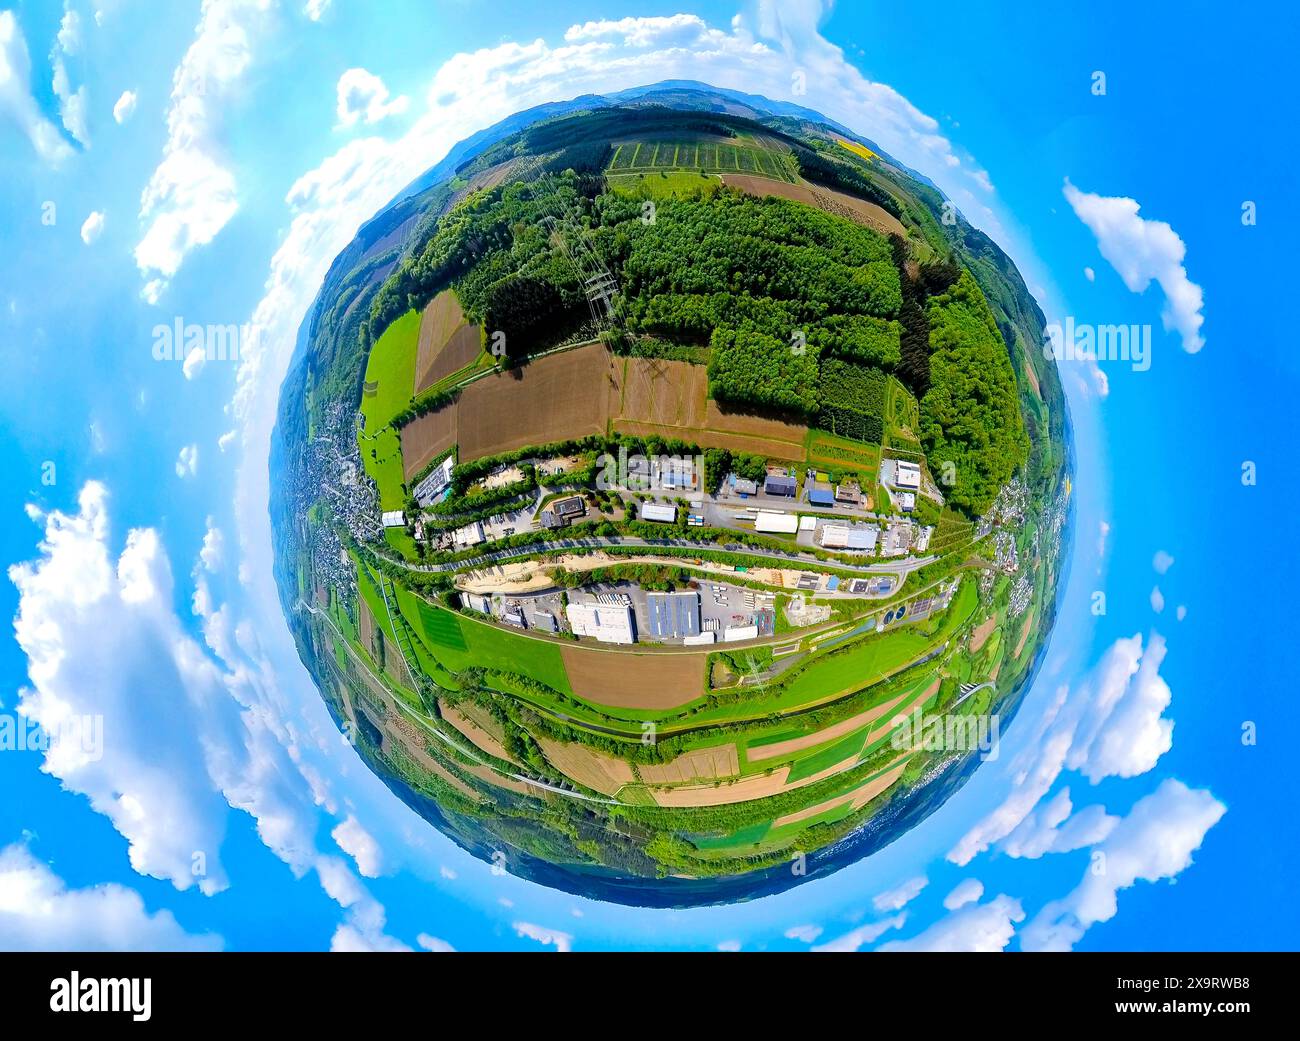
0, 0, 1293, 951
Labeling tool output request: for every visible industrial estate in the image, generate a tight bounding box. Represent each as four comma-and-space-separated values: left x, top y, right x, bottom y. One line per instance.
271, 85, 1070, 897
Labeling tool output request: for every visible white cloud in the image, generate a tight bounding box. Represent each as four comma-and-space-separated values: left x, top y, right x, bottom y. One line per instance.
1067, 632, 1174, 783
716, 938, 742, 952
112, 89, 137, 124
784, 923, 823, 944
56, 7, 83, 55
176, 442, 199, 477
873, 874, 928, 912
0, 11, 75, 162
1084, 266, 1095, 282
199, 519, 224, 572
811, 913, 906, 952
1021, 779, 1226, 951
0, 843, 221, 951
183, 345, 207, 380
417, 933, 455, 952
336, 68, 409, 127
1152, 550, 1175, 574
80, 210, 105, 244
135, 0, 272, 301
1176, 605, 1186, 622
878, 895, 1024, 952
942, 878, 984, 911
332, 815, 382, 878
1150, 585, 1164, 613
439, 864, 457, 880
9, 484, 236, 893
513, 921, 573, 952
949, 632, 1175, 865
1064, 179, 1205, 353
304, 0, 331, 21
51, 5, 89, 147
1000, 787, 1118, 859
10, 483, 411, 951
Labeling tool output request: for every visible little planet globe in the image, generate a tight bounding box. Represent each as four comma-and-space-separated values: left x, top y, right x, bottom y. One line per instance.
271, 83, 1071, 907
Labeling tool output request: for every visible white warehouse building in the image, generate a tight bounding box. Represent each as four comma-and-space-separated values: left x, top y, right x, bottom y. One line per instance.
754, 511, 799, 534
565, 602, 636, 645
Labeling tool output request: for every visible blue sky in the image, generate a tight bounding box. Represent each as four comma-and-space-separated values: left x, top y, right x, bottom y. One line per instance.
0, 0, 1293, 951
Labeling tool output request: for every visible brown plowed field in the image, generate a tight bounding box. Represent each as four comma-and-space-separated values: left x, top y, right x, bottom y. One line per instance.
400, 341, 617, 477
559, 645, 706, 710
721, 173, 907, 238
415, 290, 482, 394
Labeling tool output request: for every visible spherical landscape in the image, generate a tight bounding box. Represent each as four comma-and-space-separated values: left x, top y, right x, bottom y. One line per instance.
271, 84, 1070, 906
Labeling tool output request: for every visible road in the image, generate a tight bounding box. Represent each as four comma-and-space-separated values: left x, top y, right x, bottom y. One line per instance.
377, 533, 937, 580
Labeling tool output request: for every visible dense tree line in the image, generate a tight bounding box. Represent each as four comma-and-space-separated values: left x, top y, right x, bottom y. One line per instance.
919, 270, 1028, 515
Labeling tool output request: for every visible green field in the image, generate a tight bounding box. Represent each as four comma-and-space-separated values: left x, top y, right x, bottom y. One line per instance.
397, 590, 574, 696
606, 170, 720, 201
358, 309, 420, 509
607, 134, 797, 182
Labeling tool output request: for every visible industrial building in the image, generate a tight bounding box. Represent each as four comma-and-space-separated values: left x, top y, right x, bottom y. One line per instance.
819, 524, 878, 551
731, 476, 758, 496
565, 602, 636, 644
808, 484, 835, 507
452, 521, 485, 548
552, 495, 587, 523
646, 591, 701, 639
411, 455, 456, 507
381, 510, 405, 528
723, 624, 759, 642
764, 473, 797, 497
835, 481, 861, 505
755, 511, 799, 534
894, 460, 922, 489
640, 502, 677, 523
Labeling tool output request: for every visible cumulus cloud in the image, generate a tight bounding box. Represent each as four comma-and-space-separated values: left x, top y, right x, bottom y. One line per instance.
1000, 787, 1118, 859
183, 345, 206, 380
199, 518, 224, 572
811, 913, 906, 952
0, 842, 221, 951
0, 11, 75, 162
949, 632, 1175, 865
335, 68, 409, 127
942, 878, 984, 911
176, 442, 199, 477
513, 921, 574, 952
417, 933, 454, 952
112, 89, 137, 124
135, 0, 272, 302
50, 5, 90, 147
873, 874, 928, 912
80, 210, 105, 244
1064, 179, 1205, 353
877, 895, 1024, 952
332, 815, 382, 878
10, 483, 409, 950
1021, 779, 1226, 951
1152, 550, 1175, 574
1150, 586, 1164, 613
1084, 266, 1095, 282
784, 923, 824, 944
